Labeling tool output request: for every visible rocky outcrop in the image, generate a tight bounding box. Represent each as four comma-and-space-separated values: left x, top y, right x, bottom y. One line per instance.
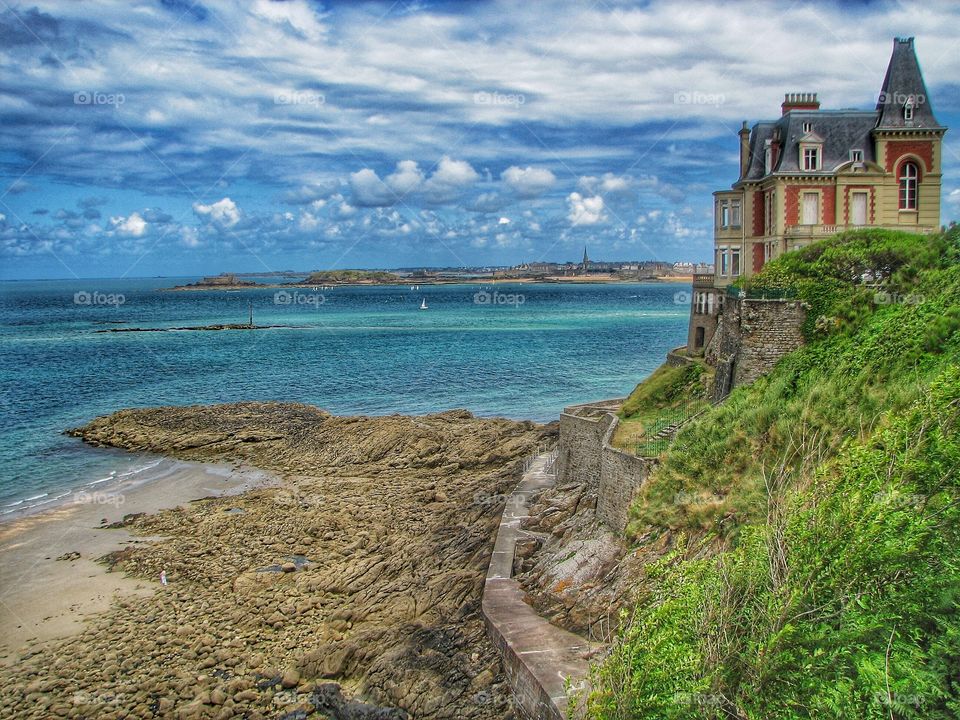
0, 403, 555, 720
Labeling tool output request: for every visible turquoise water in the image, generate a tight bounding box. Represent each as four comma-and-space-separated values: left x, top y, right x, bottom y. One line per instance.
0, 278, 689, 514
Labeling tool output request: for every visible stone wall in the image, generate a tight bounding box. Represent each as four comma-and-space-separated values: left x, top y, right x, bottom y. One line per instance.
707, 295, 807, 398
598, 419, 652, 532
558, 400, 653, 533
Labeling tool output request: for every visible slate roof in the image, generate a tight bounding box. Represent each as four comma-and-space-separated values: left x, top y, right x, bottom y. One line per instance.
738, 37, 943, 183
876, 37, 942, 129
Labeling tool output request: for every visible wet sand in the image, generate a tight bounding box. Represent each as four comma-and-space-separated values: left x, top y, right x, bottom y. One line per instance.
0, 459, 275, 662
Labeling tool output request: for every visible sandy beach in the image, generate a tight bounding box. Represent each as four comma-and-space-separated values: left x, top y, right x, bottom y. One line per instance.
0, 460, 275, 662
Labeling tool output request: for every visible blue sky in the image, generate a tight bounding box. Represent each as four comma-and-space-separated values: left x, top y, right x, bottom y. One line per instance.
1, 0, 958, 279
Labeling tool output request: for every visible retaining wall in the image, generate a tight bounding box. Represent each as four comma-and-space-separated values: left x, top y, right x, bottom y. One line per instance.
707, 296, 807, 399
558, 398, 652, 533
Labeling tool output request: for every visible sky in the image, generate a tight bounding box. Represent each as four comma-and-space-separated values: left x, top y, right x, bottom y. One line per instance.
1, 0, 958, 280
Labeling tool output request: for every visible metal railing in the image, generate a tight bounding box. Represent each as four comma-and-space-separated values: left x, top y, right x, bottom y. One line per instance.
634, 398, 714, 458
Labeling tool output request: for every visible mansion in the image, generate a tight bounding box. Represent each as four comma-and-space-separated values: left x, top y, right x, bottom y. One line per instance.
687, 37, 946, 352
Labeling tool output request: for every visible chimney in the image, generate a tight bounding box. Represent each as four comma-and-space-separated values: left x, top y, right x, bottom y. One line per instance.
738, 121, 750, 178
781, 92, 820, 115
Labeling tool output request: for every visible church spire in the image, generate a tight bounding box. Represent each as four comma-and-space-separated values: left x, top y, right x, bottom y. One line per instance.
582, 245, 589, 270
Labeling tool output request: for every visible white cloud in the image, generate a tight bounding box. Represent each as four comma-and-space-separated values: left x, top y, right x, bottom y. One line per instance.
501, 166, 556, 198
567, 192, 606, 225
193, 198, 240, 227
578, 173, 632, 196
110, 212, 148, 237
424, 156, 479, 201
498, 216, 511, 224
385, 160, 424, 195
947, 189, 960, 206
180, 226, 201, 247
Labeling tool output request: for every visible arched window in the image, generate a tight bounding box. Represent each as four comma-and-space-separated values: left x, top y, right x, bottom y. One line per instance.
899, 161, 918, 210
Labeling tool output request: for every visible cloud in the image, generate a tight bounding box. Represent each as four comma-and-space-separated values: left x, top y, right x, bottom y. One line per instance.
349, 168, 395, 207
280, 182, 339, 205
5, 179, 32, 195
567, 192, 606, 225
578, 173, 632, 197
501, 166, 557, 198
110, 212, 147, 237
193, 198, 240, 227
385, 160, 424, 196
423, 157, 479, 202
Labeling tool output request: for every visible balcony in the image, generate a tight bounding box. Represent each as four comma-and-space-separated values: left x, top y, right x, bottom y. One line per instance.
784, 224, 936, 238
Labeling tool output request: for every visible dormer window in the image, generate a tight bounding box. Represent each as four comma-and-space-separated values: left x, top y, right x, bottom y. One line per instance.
850, 149, 864, 163
764, 140, 773, 174
802, 146, 820, 171
904, 99, 914, 121
802, 121, 813, 133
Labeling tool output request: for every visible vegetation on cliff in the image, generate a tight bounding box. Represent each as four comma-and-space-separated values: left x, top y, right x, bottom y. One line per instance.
303, 269, 402, 284
586, 226, 960, 719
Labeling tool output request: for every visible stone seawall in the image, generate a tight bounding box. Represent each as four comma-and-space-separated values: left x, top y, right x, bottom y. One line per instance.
598, 419, 652, 532
558, 399, 652, 533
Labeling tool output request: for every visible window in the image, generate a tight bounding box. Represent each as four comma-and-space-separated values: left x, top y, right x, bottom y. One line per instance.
802, 192, 819, 225
904, 100, 914, 121
764, 142, 773, 174
850, 149, 863, 163
694, 326, 705, 349
802, 147, 820, 171
764, 192, 775, 236
802, 121, 813, 133
851, 191, 868, 225
731, 247, 741, 276
899, 161, 918, 210
718, 247, 729, 276
717, 199, 742, 229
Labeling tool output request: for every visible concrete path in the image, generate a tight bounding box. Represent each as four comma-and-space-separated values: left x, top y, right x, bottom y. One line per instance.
482, 452, 596, 720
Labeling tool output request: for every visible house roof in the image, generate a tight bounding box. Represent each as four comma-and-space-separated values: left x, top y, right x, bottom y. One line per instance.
737, 38, 943, 183
876, 37, 942, 129
740, 111, 879, 180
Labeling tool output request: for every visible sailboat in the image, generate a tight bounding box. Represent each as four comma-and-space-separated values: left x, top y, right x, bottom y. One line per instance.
419, 297, 428, 310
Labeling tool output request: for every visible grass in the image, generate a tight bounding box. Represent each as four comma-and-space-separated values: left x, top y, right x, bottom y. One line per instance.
612, 362, 712, 453
584, 225, 960, 719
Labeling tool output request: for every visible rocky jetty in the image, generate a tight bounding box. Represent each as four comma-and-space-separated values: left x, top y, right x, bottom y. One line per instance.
0, 403, 554, 719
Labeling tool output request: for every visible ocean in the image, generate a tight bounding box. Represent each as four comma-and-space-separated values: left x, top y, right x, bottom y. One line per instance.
0, 278, 690, 516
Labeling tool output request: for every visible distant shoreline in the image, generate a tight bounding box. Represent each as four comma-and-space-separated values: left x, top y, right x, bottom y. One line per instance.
163, 275, 693, 291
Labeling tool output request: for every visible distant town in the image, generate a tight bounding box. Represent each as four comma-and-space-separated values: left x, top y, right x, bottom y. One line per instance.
174, 251, 714, 291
